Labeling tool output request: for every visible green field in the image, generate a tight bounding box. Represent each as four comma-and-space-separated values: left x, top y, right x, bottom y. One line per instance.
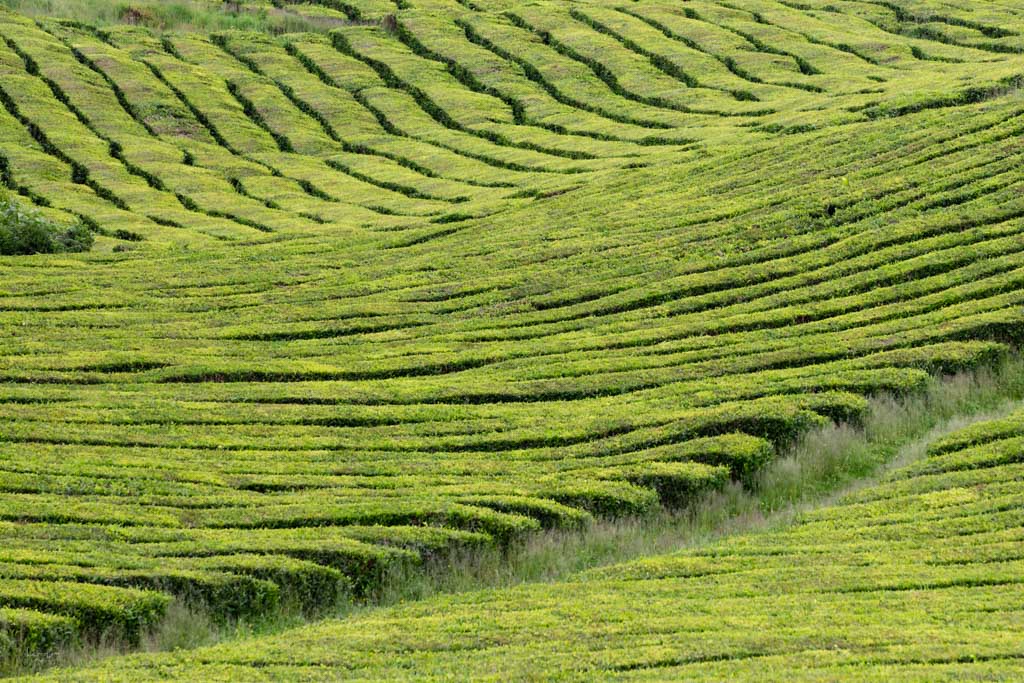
42, 391, 1024, 680
1, 0, 1024, 678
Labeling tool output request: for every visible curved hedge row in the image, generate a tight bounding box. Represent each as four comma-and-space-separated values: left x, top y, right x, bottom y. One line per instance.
53, 396, 1024, 680
1, 0, 1023, 664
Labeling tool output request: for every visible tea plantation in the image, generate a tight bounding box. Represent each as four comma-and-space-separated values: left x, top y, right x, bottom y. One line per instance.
1, 0, 1023, 676
51, 395, 1024, 680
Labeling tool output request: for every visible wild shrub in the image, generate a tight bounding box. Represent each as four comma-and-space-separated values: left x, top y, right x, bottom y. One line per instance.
0, 194, 93, 255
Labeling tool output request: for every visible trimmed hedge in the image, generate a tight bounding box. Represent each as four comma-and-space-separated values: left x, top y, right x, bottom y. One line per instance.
1, 0, 1024, 664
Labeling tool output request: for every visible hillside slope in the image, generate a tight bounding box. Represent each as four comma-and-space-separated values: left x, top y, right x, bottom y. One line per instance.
1, 0, 1024, 668
41, 387, 1024, 680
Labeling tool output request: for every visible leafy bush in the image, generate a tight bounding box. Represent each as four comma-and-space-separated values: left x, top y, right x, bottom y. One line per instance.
0, 195, 93, 255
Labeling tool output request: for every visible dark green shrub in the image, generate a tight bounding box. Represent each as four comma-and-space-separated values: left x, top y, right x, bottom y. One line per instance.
53, 223, 94, 253
0, 195, 93, 256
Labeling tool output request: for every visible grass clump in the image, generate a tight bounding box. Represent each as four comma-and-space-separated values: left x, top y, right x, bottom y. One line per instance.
0, 194, 92, 255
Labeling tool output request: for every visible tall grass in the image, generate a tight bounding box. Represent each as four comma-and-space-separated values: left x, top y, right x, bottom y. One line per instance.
11, 355, 1024, 676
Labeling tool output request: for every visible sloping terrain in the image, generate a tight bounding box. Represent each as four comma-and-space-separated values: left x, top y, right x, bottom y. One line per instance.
48, 401, 1024, 681
1, 0, 1024, 672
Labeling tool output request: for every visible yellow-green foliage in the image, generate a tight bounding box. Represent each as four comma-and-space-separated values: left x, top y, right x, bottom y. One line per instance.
0, 0, 1023, 673
47, 405, 1024, 680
